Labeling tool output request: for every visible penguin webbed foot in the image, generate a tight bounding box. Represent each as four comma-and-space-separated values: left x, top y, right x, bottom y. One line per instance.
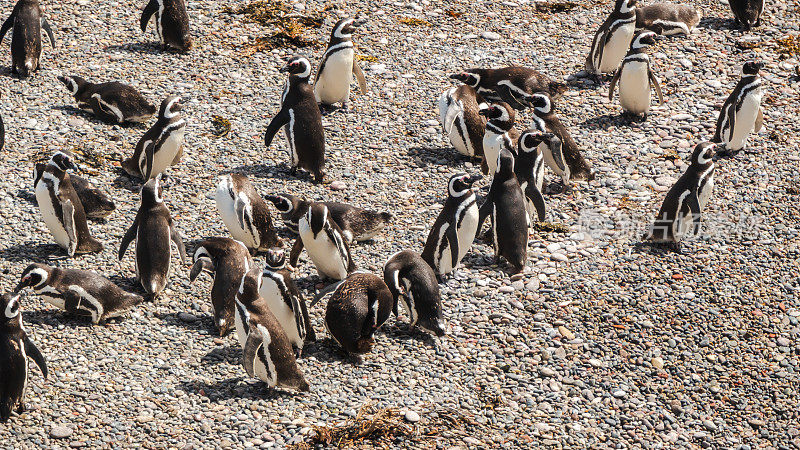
16, 402, 26, 414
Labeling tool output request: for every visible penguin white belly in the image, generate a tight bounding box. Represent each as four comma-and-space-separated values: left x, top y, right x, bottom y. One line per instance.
541, 144, 568, 181
299, 228, 348, 280
698, 174, 714, 209
728, 93, 762, 150
483, 133, 505, 175
314, 51, 354, 105
37, 287, 66, 310
150, 130, 184, 178
619, 62, 652, 114
455, 202, 479, 265
259, 280, 302, 348
215, 187, 257, 248
599, 24, 635, 73
448, 117, 472, 157
35, 182, 71, 250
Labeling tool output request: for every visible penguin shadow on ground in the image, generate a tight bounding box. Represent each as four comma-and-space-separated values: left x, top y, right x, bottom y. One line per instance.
698, 16, 736, 31
21, 309, 95, 329
108, 275, 144, 295
103, 42, 167, 55
154, 311, 213, 333
382, 322, 438, 346
0, 242, 67, 263
16, 189, 36, 206
231, 163, 304, 182
112, 171, 145, 194
201, 345, 240, 366
408, 147, 473, 169
566, 75, 604, 92
578, 113, 640, 131
178, 378, 296, 401
303, 339, 366, 366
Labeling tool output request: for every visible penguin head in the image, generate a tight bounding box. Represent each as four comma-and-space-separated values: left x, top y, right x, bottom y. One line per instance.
306, 203, 329, 235
2, 293, 21, 321
524, 93, 552, 116
448, 172, 481, 197
264, 193, 297, 214
332, 17, 366, 39
49, 151, 78, 172
58, 75, 86, 96
479, 102, 515, 125
265, 248, 286, 270
141, 174, 165, 205
449, 71, 480, 88
632, 31, 657, 49
237, 267, 264, 305
159, 96, 183, 120
742, 61, 764, 76
417, 316, 446, 337
617, 0, 637, 13
15, 264, 51, 293
691, 142, 716, 166
496, 147, 516, 177
519, 130, 548, 154
280, 56, 312, 80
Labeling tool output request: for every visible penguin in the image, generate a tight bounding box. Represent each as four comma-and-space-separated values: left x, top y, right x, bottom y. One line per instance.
713, 61, 765, 156
524, 92, 595, 186
265, 56, 326, 183
421, 173, 482, 277
189, 237, 253, 337
438, 85, 488, 173
58, 76, 156, 124
449, 67, 567, 109
34, 163, 115, 220
289, 203, 355, 281
264, 193, 392, 243
515, 130, 555, 224
234, 267, 310, 392
14, 263, 144, 324
34, 151, 103, 256
645, 142, 716, 253
728, 0, 764, 30
0, 114, 4, 151
479, 102, 520, 176
313, 17, 368, 110
122, 96, 186, 180
323, 272, 393, 355
383, 250, 444, 336
477, 148, 529, 274
635, 3, 702, 36
586, 0, 638, 75
140, 0, 192, 52
608, 30, 664, 118
0, 292, 47, 422
259, 248, 315, 357
118, 175, 187, 298
0, 0, 56, 78
215, 174, 282, 254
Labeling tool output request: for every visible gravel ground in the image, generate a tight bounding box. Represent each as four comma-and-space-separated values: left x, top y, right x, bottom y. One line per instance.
1, 0, 799, 447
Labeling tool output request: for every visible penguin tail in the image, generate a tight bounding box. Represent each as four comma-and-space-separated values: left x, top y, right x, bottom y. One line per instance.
380, 212, 393, 223
355, 337, 375, 354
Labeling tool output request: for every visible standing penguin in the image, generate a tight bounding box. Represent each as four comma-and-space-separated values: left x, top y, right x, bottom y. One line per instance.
289, 203, 355, 281
515, 130, 554, 223
189, 237, 253, 337
313, 17, 368, 111
259, 248, 315, 357
608, 30, 664, 118
14, 263, 144, 324
34, 151, 103, 256
713, 61, 765, 155
449, 67, 567, 108
122, 96, 186, 180
0, 114, 4, 151
0, 292, 47, 422
586, 0, 638, 75
234, 268, 310, 392
383, 250, 444, 336
728, 0, 764, 30
438, 85, 488, 172
477, 148, 529, 274
119, 175, 187, 298
265, 193, 392, 243
645, 142, 716, 253
0, 0, 56, 78
140, 0, 192, 52
323, 272, 393, 355
525, 92, 595, 186
58, 76, 156, 124
34, 163, 115, 221
215, 174, 282, 254
265, 56, 326, 183
421, 173, 482, 277
479, 102, 520, 176
635, 4, 702, 36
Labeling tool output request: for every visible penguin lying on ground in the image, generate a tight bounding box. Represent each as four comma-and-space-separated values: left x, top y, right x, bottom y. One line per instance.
449, 67, 566, 109
0, 0, 56, 78
58, 76, 155, 124
635, 3, 702, 36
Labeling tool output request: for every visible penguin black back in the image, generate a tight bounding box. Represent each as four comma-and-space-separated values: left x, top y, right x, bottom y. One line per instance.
0, 0, 56, 78
324, 272, 393, 354
140, 0, 192, 52
383, 251, 444, 336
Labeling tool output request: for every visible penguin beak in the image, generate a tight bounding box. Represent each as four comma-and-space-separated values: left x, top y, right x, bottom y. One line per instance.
66, 160, 79, 173
353, 17, 367, 27
466, 173, 483, 184
279, 64, 292, 73
478, 108, 491, 117
13, 278, 30, 294
448, 73, 465, 81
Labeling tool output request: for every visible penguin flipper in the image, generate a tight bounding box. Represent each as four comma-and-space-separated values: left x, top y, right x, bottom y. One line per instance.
297, 294, 316, 342
264, 109, 289, 148
352, 60, 367, 94
724, 101, 737, 145
118, 218, 139, 260
496, 84, 526, 110
288, 237, 304, 267
234, 193, 258, 244
526, 184, 547, 223
140, 0, 157, 32
549, 137, 568, 178
24, 337, 48, 379
61, 198, 77, 256
142, 140, 156, 180
477, 198, 492, 237
754, 107, 764, 133
289, 294, 305, 340
443, 100, 462, 136
242, 328, 262, 378
648, 68, 664, 106
687, 191, 703, 236
169, 220, 187, 264
444, 223, 460, 272
41, 17, 55, 48
608, 68, 621, 101
189, 258, 214, 282
0, 13, 13, 44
